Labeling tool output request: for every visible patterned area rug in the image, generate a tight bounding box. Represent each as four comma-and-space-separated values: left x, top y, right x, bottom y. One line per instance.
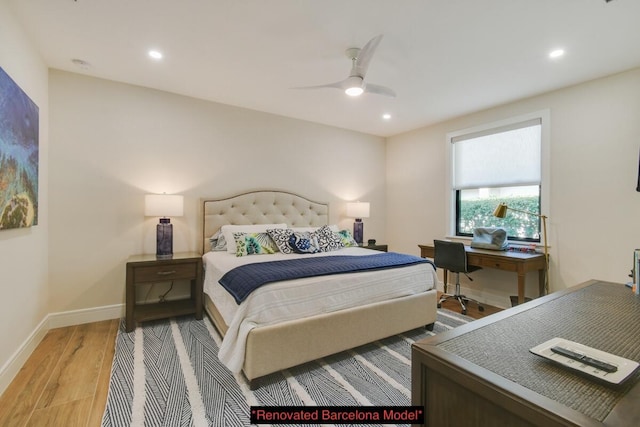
101, 310, 472, 427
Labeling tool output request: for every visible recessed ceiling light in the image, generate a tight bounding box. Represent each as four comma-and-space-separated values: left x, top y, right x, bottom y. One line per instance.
71, 58, 91, 69
382, 113, 391, 120
549, 49, 565, 59
148, 50, 163, 60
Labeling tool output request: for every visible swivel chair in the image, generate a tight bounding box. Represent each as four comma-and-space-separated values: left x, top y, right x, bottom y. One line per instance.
434, 239, 484, 315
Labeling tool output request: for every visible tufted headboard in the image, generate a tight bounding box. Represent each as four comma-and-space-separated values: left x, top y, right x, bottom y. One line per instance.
201, 190, 329, 252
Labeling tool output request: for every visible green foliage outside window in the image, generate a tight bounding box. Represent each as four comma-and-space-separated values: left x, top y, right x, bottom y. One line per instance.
458, 196, 540, 240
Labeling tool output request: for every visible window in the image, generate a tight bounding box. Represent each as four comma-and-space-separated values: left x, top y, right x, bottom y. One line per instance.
450, 115, 545, 242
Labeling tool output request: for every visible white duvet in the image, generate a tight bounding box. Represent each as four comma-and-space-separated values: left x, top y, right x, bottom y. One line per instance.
202, 247, 437, 373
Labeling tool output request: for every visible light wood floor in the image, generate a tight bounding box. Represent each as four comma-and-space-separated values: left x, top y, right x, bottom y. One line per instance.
0, 319, 119, 427
0, 299, 500, 426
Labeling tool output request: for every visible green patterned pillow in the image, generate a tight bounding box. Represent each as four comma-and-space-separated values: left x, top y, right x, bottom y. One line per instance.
233, 232, 279, 256
337, 229, 359, 247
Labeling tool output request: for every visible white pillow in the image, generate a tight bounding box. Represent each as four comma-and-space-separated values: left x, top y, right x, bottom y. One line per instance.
221, 223, 287, 254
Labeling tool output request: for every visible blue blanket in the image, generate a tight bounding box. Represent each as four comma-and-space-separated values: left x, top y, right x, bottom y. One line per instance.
219, 252, 432, 304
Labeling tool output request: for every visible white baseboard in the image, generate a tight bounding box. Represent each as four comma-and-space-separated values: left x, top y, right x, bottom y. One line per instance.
0, 303, 124, 395
47, 303, 124, 329
0, 316, 49, 395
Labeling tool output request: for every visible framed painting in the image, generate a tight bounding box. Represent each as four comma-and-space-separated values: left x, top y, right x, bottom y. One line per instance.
0, 67, 39, 229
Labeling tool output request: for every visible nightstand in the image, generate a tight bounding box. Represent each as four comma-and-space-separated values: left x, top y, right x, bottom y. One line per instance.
361, 244, 388, 252
125, 252, 203, 332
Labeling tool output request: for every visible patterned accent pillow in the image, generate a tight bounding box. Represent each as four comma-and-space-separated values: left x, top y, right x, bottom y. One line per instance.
315, 225, 345, 252
221, 223, 287, 254
209, 230, 227, 251
233, 232, 279, 256
267, 228, 321, 254
337, 229, 359, 247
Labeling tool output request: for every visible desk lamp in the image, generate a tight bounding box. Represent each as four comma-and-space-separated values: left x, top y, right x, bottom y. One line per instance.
346, 201, 370, 245
145, 194, 184, 258
493, 202, 549, 295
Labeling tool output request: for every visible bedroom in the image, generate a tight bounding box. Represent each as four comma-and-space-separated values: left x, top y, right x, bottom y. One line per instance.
1, 0, 640, 424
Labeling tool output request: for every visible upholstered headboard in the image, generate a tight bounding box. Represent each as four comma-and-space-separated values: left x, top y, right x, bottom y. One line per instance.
201, 190, 329, 252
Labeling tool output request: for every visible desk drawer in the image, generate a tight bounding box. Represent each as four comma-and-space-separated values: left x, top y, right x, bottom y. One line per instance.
134, 263, 196, 283
477, 257, 518, 272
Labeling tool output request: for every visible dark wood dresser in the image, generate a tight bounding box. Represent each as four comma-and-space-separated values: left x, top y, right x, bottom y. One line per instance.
412, 280, 640, 426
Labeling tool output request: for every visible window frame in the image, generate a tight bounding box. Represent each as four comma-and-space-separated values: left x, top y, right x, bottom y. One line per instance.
445, 110, 550, 243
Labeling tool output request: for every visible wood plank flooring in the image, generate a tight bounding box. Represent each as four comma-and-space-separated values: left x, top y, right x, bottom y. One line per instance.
0, 319, 119, 427
0, 300, 501, 426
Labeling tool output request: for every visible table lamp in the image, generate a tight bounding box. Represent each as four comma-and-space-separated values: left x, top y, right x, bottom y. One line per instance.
493, 202, 549, 295
145, 194, 184, 258
346, 201, 370, 245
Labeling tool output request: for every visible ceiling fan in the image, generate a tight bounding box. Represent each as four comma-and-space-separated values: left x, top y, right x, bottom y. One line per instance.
297, 34, 396, 98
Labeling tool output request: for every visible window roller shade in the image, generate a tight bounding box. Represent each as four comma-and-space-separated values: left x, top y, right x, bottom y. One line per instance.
453, 120, 541, 190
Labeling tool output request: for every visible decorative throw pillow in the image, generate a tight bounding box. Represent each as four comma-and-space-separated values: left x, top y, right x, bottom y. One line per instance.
221, 223, 287, 254
315, 225, 345, 252
267, 228, 321, 254
233, 232, 279, 256
209, 230, 227, 251
337, 229, 359, 247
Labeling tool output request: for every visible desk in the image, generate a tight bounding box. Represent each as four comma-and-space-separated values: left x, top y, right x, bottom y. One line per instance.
412, 280, 640, 426
418, 244, 546, 304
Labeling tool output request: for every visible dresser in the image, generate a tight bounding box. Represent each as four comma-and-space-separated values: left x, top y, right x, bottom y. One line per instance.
412, 280, 640, 426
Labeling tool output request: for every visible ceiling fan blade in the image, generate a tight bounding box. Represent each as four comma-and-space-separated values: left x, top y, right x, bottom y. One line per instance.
354, 34, 383, 77
292, 80, 346, 91
293, 35, 394, 98
364, 83, 396, 98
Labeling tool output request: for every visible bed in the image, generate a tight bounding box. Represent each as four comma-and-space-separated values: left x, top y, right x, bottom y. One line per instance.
201, 190, 438, 385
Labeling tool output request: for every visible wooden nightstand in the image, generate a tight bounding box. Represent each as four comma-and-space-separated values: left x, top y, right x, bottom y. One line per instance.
361, 244, 388, 252
125, 252, 203, 332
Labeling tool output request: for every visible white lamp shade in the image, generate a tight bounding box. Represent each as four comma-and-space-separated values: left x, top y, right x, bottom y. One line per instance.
346, 202, 370, 219
145, 194, 184, 217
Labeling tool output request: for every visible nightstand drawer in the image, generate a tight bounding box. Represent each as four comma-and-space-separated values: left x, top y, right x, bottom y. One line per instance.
134, 263, 196, 282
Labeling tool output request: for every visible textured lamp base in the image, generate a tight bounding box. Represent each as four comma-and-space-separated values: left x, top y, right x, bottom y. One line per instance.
353, 219, 363, 245
156, 218, 173, 259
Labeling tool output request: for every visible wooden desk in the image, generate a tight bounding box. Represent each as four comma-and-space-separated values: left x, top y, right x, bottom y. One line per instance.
419, 244, 546, 304
412, 280, 640, 426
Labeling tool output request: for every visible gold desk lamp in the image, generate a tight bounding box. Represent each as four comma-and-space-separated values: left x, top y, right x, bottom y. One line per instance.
493, 203, 549, 296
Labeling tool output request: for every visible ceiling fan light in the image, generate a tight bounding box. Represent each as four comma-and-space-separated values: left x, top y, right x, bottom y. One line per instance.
345, 86, 364, 96
344, 76, 364, 96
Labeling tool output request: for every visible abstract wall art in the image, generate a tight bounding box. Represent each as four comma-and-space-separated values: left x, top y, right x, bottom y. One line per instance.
0, 67, 39, 230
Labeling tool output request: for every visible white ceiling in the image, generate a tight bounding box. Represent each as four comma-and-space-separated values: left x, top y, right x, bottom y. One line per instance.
9, 0, 640, 137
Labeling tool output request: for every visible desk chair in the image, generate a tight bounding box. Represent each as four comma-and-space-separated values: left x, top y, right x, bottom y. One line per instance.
434, 240, 484, 315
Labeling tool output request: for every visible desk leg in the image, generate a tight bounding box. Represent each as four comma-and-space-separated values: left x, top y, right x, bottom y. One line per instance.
538, 269, 545, 297
443, 269, 449, 294
517, 272, 526, 305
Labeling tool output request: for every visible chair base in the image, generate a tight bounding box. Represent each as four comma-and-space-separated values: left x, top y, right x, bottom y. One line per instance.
438, 275, 484, 315
437, 293, 484, 315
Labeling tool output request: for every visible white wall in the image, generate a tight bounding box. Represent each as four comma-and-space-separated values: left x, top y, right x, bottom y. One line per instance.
0, 0, 49, 388
48, 70, 386, 312
387, 67, 640, 308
